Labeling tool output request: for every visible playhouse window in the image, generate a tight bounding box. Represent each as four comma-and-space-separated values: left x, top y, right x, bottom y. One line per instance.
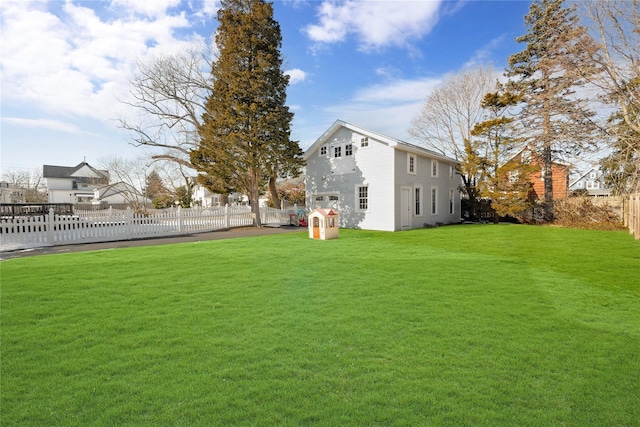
334, 146, 342, 158
345, 144, 353, 156
320, 146, 327, 156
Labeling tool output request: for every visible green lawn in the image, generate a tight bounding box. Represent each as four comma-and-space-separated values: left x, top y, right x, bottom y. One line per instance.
1, 224, 639, 426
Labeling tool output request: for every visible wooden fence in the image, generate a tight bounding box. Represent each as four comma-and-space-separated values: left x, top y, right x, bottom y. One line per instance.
1, 205, 303, 251
623, 193, 640, 240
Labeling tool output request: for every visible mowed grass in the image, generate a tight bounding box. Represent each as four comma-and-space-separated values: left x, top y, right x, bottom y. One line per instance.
1, 225, 639, 426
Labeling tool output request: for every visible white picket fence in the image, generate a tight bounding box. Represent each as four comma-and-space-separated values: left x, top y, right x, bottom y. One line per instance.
1, 205, 302, 251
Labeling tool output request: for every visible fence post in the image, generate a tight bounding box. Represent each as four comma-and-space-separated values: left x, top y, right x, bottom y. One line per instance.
47, 208, 55, 245
126, 207, 133, 240
225, 204, 230, 229
177, 206, 183, 233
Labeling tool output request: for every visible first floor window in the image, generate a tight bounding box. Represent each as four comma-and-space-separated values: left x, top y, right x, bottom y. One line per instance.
357, 186, 368, 211
415, 186, 422, 216
431, 188, 438, 214
449, 190, 455, 214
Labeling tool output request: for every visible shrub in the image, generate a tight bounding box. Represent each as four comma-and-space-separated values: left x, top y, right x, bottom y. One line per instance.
553, 196, 625, 230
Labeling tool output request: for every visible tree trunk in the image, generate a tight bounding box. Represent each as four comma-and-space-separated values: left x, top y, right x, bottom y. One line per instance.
268, 176, 280, 208
250, 170, 262, 228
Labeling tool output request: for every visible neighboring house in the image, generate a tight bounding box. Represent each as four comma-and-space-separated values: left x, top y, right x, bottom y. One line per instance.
93, 181, 151, 206
43, 161, 109, 204
568, 166, 612, 197
508, 148, 570, 200
304, 120, 461, 231
192, 185, 244, 207
0, 181, 25, 204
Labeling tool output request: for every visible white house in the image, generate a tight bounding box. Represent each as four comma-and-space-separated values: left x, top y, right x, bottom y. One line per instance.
43, 162, 110, 204
569, 166, 612, 197
0, 181, 25, 204
93, 181, 151, 206
304, 120, 461, 231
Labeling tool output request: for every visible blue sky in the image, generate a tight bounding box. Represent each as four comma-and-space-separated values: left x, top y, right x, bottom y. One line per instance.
0, 0, 532, 173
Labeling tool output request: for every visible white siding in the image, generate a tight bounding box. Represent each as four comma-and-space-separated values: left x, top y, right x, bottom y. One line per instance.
305, 121, 461, 231
306, 127, 395, 230
392, 149, 461, 230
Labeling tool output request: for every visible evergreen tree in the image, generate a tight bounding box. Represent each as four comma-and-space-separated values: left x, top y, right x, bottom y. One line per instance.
507, 0, 600, 221
471, 90, 535, 223
191, 0, 303, 226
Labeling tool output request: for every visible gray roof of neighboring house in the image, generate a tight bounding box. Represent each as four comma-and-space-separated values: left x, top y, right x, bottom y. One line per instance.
43, 162, 109, 182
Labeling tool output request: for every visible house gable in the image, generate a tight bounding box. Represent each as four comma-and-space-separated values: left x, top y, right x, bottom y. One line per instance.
305, 120, 461, 231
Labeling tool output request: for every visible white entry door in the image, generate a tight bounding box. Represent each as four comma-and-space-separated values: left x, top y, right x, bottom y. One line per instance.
401, 188, 411, 228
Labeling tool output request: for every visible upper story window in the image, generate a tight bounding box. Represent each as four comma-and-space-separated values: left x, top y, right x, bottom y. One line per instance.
431, 160, 439, 178
320, 146, 327, 156
360, 137, 369, 147
449, 165, 454, 180
521, 150, 531, 164
334, 146, 342, 158
345, 144, 353, 156
408, 154, 416, 175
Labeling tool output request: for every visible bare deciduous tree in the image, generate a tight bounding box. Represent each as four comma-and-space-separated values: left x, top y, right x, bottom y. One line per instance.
98, 156, 150, 212
579, 0, 640, 193
2, 168, 47, 202
118, 48, 215, 169
579, 0, 640, 135
409, 66, 499, 218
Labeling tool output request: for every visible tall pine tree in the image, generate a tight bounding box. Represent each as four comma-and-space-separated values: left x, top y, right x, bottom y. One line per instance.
507, 0, 599, 221
192, 0, 303, 226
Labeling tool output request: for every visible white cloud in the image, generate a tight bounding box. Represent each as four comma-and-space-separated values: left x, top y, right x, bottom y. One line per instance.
309, 76, 444, 146
2, 117, 82, 134
285, 68, 308, 85
110, 0, 182, 17
1, 0, 204, 123
463, 35, 506, 69
305, 0, 443, 51
353, 77, 442, 104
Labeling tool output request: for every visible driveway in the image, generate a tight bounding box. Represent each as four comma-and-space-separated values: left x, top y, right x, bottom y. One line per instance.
0, 226, 306, 260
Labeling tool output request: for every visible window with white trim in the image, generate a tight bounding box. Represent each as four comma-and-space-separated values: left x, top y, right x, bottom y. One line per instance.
357, 186, 368, 211
431, 160, 439, 178
431, 187, 438, 214
360, 137, 369, 147
449, 190, 455, 214
408, 153, 416, 175
334, 146, 342, 158
415, 186, 423, 216
320, 146, 327, 156
449, 165, 454, 180
345, 144, 353, 156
